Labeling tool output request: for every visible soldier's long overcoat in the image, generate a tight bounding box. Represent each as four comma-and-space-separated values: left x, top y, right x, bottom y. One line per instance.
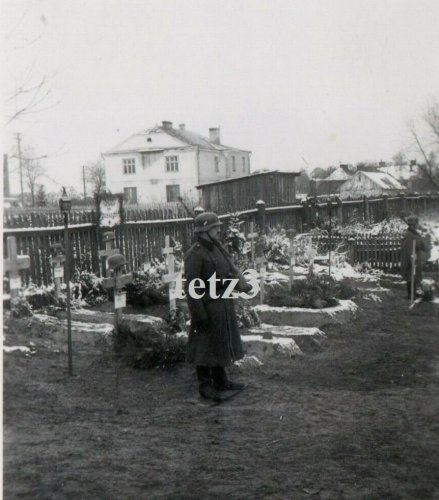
400, 228, 429, 281
184, 235, 245, 367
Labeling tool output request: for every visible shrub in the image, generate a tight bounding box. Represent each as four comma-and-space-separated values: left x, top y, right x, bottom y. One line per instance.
71, 271, 107, 306
264, 226, 290, 265
266, 270, 357, 309
235, 300, 261, 328
224, 213, 251, 268
125, 267, 168, 307
10, 296, 33, 317
114, 317, 187, 369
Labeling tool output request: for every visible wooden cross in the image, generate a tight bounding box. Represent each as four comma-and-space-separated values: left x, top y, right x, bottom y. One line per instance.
255, 254, 267, 305
49, 243, 66, 299
99, 231, 120, 277
286, 229, 297, 290
4, 236, 30, 299
247, 222, 259, 267
162, 235, 179, 312
102, 264, 133, 327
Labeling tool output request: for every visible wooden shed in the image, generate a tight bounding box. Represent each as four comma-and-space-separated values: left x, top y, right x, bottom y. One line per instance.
197, 171, 300, 213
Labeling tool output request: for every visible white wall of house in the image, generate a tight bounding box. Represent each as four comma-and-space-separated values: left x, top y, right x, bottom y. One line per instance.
104, 148, 200, 203
198, 150, 251, 184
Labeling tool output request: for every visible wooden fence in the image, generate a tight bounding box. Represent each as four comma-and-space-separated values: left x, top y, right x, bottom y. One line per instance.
3, 202, 194, 228
313, 235, 402, 272
4, 194, 439, 287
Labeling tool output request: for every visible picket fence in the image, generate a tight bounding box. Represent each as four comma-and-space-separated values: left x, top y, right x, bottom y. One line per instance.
313, 235, 403, 271
3, 194, 439, 287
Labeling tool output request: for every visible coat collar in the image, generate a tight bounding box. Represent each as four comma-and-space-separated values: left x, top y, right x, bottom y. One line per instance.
197, 234, 215, 251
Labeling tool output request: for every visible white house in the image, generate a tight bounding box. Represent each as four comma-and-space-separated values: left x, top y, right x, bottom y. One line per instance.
339, 170, 406, 200
103, 121, 252, 204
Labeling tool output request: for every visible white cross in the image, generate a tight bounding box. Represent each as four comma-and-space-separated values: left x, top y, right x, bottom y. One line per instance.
247, 222, 259, 266
99, 232, 120, 275
162, 235, 178, 312
286, 229, 297, 290
255, 255, 267, 304
4, 236, 30, 299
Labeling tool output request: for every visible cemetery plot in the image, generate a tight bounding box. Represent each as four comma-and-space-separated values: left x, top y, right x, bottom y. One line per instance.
3, 269, 439, 499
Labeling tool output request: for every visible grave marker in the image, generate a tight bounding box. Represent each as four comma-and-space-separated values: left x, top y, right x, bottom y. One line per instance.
247, 222, 259, 267
4, 236, 30, 299
99, 231, 120, 276
102, 254, 133, 327
162, 235, 179, 312
255, 255, 267, 305
49, 243, 65, 299
286, 229, 297, 290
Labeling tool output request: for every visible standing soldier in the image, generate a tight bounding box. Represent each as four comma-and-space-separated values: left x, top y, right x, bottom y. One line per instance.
184, 212, 252, 401
400, 215, 430, 299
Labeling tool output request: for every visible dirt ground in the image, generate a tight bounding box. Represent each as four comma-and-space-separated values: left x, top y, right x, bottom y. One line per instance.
3, 276, 439, 500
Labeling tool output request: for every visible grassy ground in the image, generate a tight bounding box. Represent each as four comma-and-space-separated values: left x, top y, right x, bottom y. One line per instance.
3, 276, 439, 499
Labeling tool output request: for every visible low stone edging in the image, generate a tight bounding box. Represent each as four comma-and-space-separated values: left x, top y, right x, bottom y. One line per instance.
252, 300, 358, 328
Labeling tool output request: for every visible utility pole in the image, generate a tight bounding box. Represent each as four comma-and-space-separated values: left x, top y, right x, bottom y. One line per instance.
16, 133, 24, 206
82, 165, 87, 200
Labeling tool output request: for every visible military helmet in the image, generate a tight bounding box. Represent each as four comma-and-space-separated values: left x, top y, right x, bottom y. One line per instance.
108, 253, 126, 270
193, 212, 222, 233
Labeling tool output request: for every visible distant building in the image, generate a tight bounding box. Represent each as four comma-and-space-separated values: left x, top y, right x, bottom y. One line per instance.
339, 170, 406, 200
197, 170, 300, 213
103, 121, 251, 204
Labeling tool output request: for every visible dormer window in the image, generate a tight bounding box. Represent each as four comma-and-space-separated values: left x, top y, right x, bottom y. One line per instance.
147, 137, 152, 142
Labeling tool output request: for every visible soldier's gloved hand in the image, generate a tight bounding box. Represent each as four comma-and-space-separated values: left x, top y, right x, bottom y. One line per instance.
240, 282, 253, 294
194, 318, 210, 331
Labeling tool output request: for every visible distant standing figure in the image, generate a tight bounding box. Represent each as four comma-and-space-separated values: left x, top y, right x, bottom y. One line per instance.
184, 212, 251, 401
400, 215, 430, 299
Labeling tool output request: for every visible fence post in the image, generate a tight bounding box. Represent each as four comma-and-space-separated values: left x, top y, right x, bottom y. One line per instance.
256, 200, 266, 234
337, 197, 343, 225
348, 237, 355, 265
383, 195, 389, 220
399, 192, 407, 213
363, 196, 370, 223
301, 199, 309, 232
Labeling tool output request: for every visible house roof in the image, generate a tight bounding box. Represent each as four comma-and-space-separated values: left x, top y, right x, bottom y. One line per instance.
197, 170, 300, 188
104, 124, 251, 155
359, 171, 405, 190
324, 168, 352, 181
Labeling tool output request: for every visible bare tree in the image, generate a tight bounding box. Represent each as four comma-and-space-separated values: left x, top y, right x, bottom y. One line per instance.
86, 160, 107, 197
4, 8, 58, 126
23, 157, 45, 206
410, 99, 439, 189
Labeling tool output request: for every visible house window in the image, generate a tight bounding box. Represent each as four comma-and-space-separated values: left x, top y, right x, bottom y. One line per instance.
166, 184, 180, 202
124, 187, 137, 204
242, 156, 246, 172
232, 156, 236, 172
214, 156, 219, 173
123, 158, 136, 174
166, 156, 179, 172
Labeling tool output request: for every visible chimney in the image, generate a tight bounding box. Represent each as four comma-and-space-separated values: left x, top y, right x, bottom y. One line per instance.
179, 123, 185, 131
209, 127, 221, 145
379, 161, 386, 168
162, 121, 173, 130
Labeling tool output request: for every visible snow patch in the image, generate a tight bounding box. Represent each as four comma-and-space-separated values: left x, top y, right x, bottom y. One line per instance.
3, 345, 32, 354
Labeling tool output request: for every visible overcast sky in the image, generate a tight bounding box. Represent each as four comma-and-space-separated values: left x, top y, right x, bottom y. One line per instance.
3, 0, 439, 194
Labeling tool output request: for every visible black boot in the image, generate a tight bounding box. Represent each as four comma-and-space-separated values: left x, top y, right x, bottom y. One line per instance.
196, 366, 222, 401
212, 366, 246, 391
